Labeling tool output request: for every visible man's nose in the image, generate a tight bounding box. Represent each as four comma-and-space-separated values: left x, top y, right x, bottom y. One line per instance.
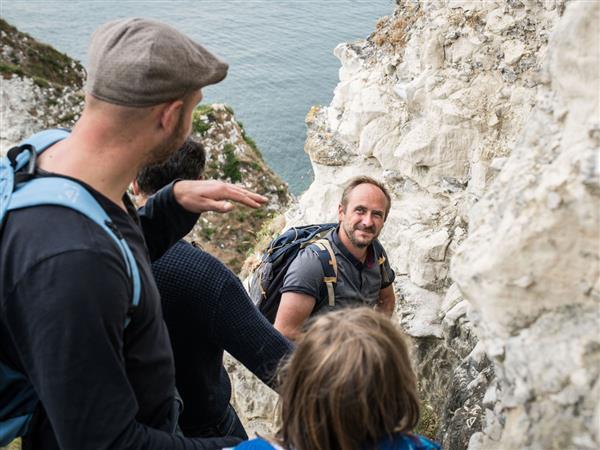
362, 213, 374, 227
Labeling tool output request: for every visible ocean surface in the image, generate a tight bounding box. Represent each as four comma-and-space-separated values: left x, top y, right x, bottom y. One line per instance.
1, 0, 393, 194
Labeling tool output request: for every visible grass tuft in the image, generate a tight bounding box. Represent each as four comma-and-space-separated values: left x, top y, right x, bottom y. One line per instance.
222, 143, 242, 182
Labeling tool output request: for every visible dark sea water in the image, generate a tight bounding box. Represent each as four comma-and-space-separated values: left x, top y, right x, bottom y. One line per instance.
1, 0, 393, 194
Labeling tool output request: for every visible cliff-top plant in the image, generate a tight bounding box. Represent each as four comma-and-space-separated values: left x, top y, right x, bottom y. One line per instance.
192, 105, 215, 135
0, 19, 84, 88
222, 143, 242, 183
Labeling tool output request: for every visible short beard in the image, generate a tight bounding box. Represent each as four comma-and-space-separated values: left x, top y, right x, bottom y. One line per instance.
145, 114, 188, 166
342, 222, 375, 249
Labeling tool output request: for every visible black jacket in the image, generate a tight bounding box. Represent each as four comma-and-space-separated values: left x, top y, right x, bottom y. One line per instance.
0, 173, 239, 449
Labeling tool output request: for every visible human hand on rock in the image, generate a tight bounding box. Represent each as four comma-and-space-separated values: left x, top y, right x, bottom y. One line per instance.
173, 179, 268, 213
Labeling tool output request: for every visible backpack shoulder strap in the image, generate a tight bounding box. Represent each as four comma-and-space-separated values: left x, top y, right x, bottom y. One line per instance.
1, 129, 71, 221
311, 238, 337, 307
0, 157, 15, 222
8, 177, 141, 325
21, 129, 71, 153
9, 129, 70, 171
372, 239, 390, 286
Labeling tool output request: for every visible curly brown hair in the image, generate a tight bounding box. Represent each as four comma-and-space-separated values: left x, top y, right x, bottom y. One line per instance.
276, 307, 420, 450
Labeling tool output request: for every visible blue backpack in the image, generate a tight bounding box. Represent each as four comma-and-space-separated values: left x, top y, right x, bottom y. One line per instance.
0, 129, 141, 446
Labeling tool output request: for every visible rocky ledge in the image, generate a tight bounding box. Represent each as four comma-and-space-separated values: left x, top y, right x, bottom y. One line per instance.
0, 19, 85, 151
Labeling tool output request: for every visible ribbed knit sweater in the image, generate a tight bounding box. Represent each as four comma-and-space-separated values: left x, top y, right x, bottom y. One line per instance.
152, 241, 293, 435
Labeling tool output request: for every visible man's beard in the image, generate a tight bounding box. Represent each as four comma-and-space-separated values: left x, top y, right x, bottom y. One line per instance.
144, 114, 188, 166
342, 221, 378, 249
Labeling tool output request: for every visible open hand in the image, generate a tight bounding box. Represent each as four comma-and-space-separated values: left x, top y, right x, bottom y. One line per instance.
173, 179, 268, 213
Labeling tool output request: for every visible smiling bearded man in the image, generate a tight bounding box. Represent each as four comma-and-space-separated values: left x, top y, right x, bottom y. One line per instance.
273, 176, 396, 340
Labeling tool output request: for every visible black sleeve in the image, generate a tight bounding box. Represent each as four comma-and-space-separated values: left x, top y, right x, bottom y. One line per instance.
214, 275, 294, 387
5, 250, 240, 450
138, 181, 200, 261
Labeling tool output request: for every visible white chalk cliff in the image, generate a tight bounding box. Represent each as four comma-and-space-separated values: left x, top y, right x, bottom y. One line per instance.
282, 1, 599, 449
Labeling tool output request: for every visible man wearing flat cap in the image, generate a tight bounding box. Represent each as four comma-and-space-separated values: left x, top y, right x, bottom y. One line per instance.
0, 18, 262, 449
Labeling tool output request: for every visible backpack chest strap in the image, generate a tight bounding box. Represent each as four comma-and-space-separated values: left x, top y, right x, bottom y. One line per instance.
312, 238, 337, 307
373, 240, 390, 286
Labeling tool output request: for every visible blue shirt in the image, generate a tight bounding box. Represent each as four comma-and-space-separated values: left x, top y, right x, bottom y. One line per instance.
230, 433, 440, 450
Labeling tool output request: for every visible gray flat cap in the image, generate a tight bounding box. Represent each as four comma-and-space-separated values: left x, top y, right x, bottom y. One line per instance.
85, 18, 228, 107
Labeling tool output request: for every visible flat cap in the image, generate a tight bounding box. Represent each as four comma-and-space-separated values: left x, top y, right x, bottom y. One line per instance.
85, 18, 228, 107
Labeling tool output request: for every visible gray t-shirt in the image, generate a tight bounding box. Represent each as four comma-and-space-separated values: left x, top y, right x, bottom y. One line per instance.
280, 228, 395, 314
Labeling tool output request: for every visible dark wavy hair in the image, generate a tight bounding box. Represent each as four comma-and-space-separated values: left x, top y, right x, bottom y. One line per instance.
136, 138, 206, 195
276, 307, 420, 450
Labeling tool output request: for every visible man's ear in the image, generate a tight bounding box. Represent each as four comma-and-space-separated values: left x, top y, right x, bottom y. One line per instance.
132, 179, 140, 196
158, 99, 184, 134
338, 203, 344, 222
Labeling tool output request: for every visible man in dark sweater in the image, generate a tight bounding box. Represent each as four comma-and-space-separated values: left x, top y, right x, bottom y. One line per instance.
134, 139, 293, 440
0, 18, 268, 449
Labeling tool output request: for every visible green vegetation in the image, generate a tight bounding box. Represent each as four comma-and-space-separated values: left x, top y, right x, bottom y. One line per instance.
192, 118, 211, 135
249, 161, 262, 171
0, 19, 84, 88
223, 143, 242, 182
236, 240, 253, 255
235, 211, 248, 223
200, 223, 216, 241
46, 97, 58, 107
32, 76, 50, 88
242, 134, 263, 160
207, 161, 221, 174
414, 403, 438, 439
251, 208, 272, 220
192, 105, 215, 135
243, 215, 281, 261
195, 104, 214, 117
235, 116, 263, 160
0, 61, 24, 77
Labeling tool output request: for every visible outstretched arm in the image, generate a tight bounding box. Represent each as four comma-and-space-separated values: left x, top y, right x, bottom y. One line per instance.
173, 179, 268, 213
139, 180, 268, 261
215, 274, 293, 387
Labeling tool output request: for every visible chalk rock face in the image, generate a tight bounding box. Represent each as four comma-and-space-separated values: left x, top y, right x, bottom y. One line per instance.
284, 0, 598, 448
452, 2, 600, 448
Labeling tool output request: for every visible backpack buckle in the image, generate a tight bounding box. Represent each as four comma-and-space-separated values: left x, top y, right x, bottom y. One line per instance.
9, 144, 37, 186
